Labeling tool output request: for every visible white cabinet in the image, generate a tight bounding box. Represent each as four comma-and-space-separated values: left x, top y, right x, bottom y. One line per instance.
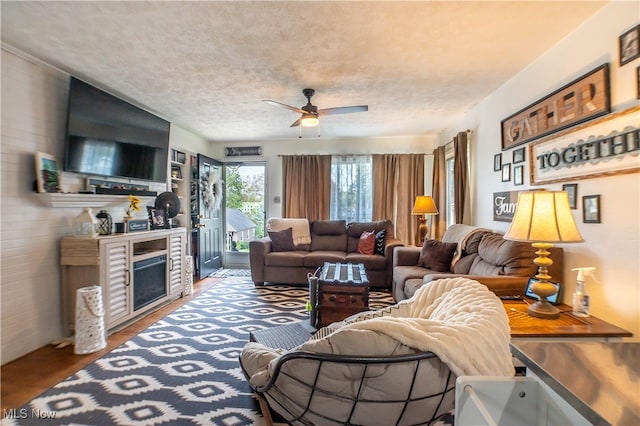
61, 228, 186, 336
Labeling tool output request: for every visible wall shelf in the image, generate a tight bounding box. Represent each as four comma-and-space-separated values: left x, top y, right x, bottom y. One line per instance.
34, 193, 155, 208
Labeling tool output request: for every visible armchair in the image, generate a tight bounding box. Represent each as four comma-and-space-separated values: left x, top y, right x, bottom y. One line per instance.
240, 277, 514, 425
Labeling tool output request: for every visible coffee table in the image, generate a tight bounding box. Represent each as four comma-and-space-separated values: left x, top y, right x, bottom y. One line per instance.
315, 262, 370, 328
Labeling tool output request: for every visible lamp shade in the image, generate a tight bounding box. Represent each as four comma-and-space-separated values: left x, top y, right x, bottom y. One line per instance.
412, 196, 439, 215
504, 191, 584, 243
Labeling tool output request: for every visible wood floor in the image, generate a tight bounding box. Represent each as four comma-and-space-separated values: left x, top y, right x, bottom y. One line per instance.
1, 277, 220, 413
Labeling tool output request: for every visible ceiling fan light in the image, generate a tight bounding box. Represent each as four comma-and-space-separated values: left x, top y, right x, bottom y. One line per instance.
300, 113, 319, 127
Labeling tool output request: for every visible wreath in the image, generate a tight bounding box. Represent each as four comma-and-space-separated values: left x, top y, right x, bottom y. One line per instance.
201, 170, 223, 209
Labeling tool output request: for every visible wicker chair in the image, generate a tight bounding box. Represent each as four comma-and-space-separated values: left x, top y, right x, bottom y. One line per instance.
240, 349, 455, 425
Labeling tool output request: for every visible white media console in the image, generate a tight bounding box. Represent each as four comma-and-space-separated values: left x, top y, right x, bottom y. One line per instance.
60, 228, 186, 336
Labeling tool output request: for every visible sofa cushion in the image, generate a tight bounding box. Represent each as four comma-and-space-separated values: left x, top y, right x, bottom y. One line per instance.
264, 251, 307, 267
303, 251, 347, 268
311, 220, 347, 235
357, 231, 376, 255
417, 240, 457, 272
310, 220, 347, 252
268, 228, 296, 252
345, 253, 387, 270
346, 220, 392, 253
469, 233, 537, 276
374, 229, 386, 255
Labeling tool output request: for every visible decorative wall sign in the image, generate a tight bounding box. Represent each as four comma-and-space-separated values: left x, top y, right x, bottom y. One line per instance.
501, 64, 610, 150
493, 191, 520, 222
619, 25, 640, 66
529, 105, 640, 185
224, 146, 263, 157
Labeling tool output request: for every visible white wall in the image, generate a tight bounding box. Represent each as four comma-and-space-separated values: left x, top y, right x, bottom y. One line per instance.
0, 48, 210, 363
445, 1, 639, 339
208, 134, 439, 219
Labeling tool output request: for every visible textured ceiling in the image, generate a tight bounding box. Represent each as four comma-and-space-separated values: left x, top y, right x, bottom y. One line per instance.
1, 1, 608, 141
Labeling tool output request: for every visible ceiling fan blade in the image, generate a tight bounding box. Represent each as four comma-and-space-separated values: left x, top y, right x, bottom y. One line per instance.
289, 118, 302, 127
318, 105, 368, 116
263, 100, 306, 114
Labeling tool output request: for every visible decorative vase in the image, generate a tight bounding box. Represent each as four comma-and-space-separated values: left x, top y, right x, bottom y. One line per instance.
75, 208, 98, 237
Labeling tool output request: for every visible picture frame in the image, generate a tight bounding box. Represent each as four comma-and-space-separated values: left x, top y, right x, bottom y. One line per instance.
637, 66, 640, 99
619, 24, 640, 66
147, 206, 169, 230
582, 195, 601, 223
494, 153, 502, 172
562, 183, 578, 209
34, 152, 60, 193
176, 151, 186, 164
513, 165, 524, 186
512, 147, 525, 164
501, 163, 511, 182
171, 165, 182, 180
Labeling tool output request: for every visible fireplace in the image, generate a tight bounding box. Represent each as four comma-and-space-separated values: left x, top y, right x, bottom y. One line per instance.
133, 254, 167, 311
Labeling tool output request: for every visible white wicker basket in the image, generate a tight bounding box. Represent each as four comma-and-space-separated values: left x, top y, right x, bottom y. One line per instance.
74, 286, 106, 355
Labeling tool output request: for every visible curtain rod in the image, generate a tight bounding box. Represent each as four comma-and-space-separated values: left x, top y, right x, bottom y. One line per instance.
276, 153, 428, 157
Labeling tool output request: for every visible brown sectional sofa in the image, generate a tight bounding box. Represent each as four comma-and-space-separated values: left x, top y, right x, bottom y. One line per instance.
250, 219, 402, 289
393, 225, 563, 301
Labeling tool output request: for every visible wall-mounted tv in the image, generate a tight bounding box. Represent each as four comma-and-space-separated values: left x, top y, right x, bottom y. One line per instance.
64, 77, 170, 183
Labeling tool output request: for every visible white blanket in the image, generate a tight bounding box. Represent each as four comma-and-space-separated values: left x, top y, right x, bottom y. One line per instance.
267, 217, 311, 245
340, 277, 514, 377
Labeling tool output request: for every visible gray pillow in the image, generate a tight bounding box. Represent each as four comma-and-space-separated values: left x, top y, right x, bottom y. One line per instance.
418, 239, 457, 272
268, 227, 296, 252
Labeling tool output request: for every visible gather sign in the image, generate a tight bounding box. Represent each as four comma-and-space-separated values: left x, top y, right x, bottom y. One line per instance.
501, 64, 610, 150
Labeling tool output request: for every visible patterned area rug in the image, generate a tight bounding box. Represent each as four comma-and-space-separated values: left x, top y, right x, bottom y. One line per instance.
6, 278, 396, 425
209, 268, 252, 278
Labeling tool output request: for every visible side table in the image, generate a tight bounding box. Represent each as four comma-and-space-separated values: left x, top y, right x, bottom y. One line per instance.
504, 300, 632, 340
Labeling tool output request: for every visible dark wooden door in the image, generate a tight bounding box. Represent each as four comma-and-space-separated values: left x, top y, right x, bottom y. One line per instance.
196, 154, 224, 279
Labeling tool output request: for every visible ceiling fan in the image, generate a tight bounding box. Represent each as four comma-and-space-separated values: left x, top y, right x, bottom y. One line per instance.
263, 88, 368, 128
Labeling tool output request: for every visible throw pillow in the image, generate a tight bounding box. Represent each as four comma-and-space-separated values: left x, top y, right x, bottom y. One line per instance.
418, 239, 457, 272
268, 227, 296, 252
357, 231, 376, 255
374, 229, 387, 255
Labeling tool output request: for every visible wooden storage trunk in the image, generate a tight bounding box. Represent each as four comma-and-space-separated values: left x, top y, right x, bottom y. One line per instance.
315, 263, 370, 328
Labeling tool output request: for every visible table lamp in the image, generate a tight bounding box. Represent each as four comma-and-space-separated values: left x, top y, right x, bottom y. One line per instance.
504, 190, 583, 319
412, 195, 439, 245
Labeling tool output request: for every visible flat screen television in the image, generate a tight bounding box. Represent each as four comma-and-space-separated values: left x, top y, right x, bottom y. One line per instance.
64, 77, 170, 183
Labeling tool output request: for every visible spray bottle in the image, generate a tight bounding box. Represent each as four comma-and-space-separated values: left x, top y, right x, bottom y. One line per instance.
572, 267, 596, 317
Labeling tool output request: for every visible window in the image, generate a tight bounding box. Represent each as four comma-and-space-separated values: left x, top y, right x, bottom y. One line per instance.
330, 156, 372, 222
445, 154, 455, 228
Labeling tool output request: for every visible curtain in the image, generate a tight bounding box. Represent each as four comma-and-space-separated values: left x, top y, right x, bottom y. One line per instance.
372, 154, 424, 245
281, 155, 331, 220
454, 131, 470, 224
431, 146, 447, 240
